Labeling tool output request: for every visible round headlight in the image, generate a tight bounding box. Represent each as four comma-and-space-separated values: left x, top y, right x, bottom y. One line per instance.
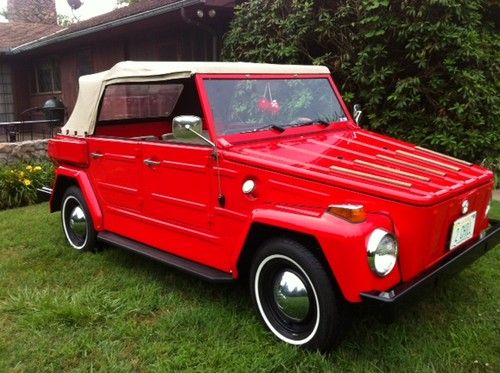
367, 229, 398, 277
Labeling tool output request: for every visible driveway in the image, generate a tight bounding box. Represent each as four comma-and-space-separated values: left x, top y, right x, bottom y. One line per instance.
494, 189, 500, 201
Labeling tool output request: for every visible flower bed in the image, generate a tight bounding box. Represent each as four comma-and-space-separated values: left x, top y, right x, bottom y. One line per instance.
0, 162, 55, 210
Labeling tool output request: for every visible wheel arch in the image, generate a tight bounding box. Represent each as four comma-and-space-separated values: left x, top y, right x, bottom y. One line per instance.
236, 223, 341, 294
50, 167, 103, 230
50, 174, 77, 213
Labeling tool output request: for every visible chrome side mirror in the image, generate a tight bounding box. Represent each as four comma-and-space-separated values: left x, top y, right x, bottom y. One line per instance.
172, 115, 223, 206
173, 115, 202, 138
353, 104, 362, 124
172, 115, 215, 146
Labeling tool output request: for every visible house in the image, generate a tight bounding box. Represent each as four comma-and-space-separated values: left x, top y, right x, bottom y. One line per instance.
0, 0, 236, 121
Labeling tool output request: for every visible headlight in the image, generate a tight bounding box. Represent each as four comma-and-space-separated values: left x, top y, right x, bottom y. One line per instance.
367, 229, 398, 277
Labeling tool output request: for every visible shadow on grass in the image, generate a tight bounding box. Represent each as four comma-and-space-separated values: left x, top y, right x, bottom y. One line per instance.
98, 243, 252, 306
97, 240, 496, 361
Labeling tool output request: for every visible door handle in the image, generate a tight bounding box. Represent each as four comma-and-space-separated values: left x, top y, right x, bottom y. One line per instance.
90, 152, 103, 159
144, 159, 161, 166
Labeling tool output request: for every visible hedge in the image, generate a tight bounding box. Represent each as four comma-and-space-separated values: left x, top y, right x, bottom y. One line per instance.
223, 0, 500, 173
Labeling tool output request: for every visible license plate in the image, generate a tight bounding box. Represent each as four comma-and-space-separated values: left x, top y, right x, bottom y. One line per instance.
449, 211, 476, 250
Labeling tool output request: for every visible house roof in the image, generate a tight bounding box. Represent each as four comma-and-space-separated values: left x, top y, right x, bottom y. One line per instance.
63, 61, 331, 136
9, 0, 232, 54
0, 22, 62, 50
59, 0, 181, 36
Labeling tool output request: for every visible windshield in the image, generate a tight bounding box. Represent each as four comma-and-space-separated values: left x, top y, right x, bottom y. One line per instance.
204, 78, 347, 135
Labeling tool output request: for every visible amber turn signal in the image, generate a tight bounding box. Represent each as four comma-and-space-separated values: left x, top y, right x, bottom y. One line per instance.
327, 204, 366, 223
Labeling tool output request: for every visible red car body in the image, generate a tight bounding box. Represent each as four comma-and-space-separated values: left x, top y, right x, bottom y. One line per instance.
48, 62, 499, 350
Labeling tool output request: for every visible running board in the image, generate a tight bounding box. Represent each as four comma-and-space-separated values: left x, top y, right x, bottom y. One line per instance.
98, 231, 233, 283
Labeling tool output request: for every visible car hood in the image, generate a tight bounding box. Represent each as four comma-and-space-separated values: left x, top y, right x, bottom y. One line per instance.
224, 128, 493, 206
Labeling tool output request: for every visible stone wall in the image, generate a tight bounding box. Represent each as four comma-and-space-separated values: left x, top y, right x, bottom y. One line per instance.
0, 139, 49, 164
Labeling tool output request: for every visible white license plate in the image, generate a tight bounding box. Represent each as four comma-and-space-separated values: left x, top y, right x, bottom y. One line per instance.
449, 211, 477, 250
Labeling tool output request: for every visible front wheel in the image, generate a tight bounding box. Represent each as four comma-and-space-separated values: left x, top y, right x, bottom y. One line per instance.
61, 186, 97, 252
250, 238, 345, 352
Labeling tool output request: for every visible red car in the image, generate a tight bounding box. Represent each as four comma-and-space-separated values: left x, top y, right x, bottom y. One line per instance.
48, 61, 499, 351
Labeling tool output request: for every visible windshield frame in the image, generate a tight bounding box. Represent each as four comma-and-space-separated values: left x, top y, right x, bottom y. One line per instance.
196, 73, 355, 145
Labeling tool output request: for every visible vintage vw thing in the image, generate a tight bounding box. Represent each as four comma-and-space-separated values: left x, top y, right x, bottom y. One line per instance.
48, 62, 499, 351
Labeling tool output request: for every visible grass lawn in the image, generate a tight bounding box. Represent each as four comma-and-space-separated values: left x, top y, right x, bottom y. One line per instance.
0, 202, 499, 371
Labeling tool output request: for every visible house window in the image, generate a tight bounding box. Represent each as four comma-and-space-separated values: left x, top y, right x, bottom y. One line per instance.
77, 49, 93, 77
0, 63, 15, 122
32, 58, 61, 93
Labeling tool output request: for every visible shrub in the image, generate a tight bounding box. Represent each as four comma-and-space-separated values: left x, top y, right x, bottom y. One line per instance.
0, 162, 55, 210
223, 0, 500, 172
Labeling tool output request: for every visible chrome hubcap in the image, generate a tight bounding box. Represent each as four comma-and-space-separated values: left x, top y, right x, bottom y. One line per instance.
69, 206, 87, 239
273, 270, 310, 322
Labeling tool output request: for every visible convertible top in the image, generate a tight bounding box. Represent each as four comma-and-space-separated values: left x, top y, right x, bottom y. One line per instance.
62, 61, 331, 136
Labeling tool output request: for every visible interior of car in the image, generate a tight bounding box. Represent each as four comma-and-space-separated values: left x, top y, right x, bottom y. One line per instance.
93, 78, 209, 145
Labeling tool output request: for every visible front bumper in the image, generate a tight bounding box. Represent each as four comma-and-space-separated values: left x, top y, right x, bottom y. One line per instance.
360, 219, 500, 304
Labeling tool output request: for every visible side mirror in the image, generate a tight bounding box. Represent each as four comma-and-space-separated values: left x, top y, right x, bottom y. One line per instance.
173, 115, 202, 138
172, 115, 215, 146
353, 104, 362, 124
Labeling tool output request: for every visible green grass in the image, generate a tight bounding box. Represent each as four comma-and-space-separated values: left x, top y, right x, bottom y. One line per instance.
0, 202, 499, 371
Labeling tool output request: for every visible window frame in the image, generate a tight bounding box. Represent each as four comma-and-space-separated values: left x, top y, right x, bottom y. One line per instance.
96, 82, 184, 125
31, 58, 61, 94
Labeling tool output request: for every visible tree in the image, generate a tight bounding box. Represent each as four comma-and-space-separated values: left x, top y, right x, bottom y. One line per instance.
0, 7, 8, 20
223, 0, 500, 171
57, 14, 78, 27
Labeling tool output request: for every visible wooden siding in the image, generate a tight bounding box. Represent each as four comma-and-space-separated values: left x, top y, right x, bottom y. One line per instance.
7, 4, 233, 119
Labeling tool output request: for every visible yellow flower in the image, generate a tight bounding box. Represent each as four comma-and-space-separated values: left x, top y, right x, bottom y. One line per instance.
19, 171, 24, 177
33, 166, 42, 172
26, 165, 33, 171
23, 179, 32, 186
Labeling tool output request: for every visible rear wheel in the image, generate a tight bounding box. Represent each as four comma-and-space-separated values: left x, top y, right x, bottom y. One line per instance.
61, 186, 97, 252
250, 238, 345, 352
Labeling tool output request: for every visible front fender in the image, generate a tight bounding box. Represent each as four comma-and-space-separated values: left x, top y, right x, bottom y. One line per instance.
50, 166, 103, 230
238, 207, 401, 303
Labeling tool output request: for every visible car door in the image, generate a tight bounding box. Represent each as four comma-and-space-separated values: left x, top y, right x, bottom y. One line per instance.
140, 141, 226, 269
86, 137, 144, 236
86, 80, 183, 241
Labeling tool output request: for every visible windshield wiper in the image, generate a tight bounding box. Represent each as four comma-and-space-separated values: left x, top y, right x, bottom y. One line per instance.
239, 119, 331, 134
287, 118, 331, 128
240, 124, 286, 133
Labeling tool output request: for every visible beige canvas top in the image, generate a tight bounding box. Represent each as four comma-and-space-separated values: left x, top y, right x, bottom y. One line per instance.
62, 61, 331, 136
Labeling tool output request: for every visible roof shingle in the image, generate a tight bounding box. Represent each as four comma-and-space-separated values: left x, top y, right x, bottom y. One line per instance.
0, 21, 62, 49
0, 0, 180, 50
59, 0, 180, 36
2, 0, 234, 52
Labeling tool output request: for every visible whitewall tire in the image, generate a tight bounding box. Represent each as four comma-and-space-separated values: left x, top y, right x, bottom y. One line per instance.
250, 238, 345, 352
61, 186, 97, 252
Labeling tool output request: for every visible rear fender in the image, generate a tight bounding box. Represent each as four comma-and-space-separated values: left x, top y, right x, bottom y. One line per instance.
50, 166, 103, 230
